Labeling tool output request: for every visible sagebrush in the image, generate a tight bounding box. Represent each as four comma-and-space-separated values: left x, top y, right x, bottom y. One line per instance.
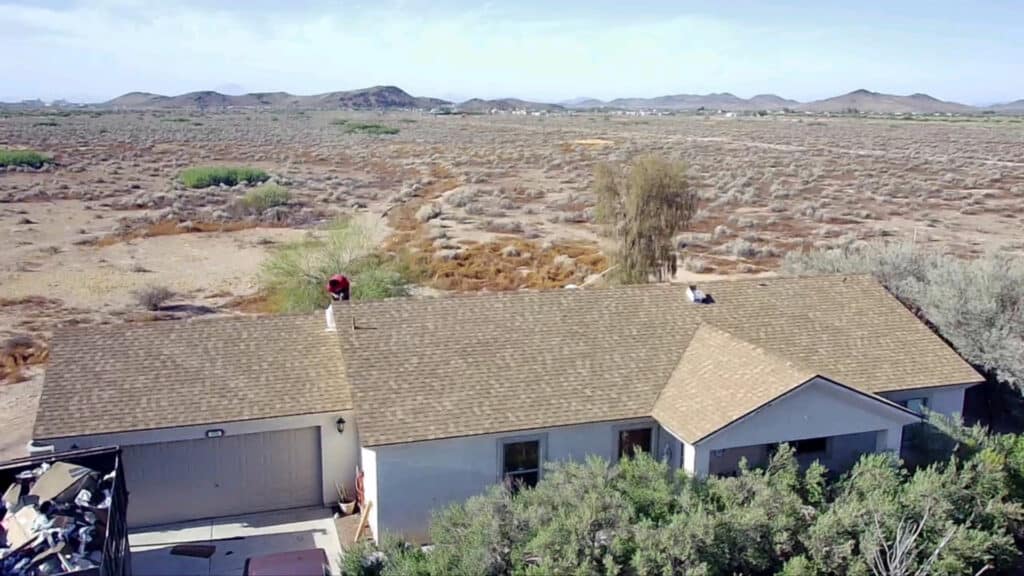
178, 166, 269, 188
341, 436, 1020, 576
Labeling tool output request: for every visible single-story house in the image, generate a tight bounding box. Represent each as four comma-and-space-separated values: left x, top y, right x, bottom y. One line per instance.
32, 275, 984, 541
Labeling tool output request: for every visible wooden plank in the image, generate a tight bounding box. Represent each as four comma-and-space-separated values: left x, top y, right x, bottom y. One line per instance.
353, 500, 373, 543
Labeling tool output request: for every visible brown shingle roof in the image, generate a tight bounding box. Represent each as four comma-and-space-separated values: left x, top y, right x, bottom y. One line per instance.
339, 274, 983, 446
35, 275, 982, 445
653, 324, 818, 443
34, 314, 350, 440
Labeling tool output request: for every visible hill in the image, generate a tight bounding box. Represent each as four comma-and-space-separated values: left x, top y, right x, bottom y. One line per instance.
102, 86, 448, 110
986, 99, 1024, 114
456, 98, 564, 113
797, 89, 975, 114
565, 92, 797, 111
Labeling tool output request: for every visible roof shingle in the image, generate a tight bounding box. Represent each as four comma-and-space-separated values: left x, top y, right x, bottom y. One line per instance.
653, 324, 818, 443
34, 314, 350, 440
338, 275, 982, 446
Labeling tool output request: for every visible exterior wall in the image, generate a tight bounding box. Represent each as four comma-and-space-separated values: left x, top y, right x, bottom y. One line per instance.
360, 447, 379, 540
366, 418, 657, 542
43, 411, 359, 508
700, 379, 916, 451
705, 430, 880, 476
881, 385, 971, 417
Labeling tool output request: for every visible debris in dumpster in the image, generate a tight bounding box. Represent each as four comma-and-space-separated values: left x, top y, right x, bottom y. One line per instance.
0, 459, 113, 576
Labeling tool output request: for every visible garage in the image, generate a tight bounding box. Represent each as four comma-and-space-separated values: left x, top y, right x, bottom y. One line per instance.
122, 427, 323, 527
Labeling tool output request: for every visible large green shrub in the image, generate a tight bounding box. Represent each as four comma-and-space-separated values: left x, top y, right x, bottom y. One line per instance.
178, 166, 269, 188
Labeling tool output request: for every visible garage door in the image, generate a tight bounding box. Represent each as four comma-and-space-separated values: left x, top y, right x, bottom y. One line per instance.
121, 427, 322, 527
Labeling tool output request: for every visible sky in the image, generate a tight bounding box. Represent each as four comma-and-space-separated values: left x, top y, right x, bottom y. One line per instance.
2, 0, 1022, 105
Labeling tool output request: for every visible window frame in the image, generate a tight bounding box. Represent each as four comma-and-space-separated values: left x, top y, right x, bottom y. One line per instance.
899, 397, 929, 413
612, 422, 658, 461
497, 434, 547, 488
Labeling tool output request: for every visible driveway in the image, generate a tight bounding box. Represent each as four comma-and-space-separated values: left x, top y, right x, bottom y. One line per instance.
130, 506, 342, 576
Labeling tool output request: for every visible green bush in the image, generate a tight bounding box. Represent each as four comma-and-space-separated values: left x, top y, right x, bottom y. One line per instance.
342, 445, 1020, 575
240, 184, 290, 213
345, 122, 400, 135
0, 149, 51, 168
178, 166, 269, 188
259, 218, 410, 312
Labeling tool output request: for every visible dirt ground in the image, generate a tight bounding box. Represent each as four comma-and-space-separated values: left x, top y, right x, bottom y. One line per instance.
1, 109, 1023, 456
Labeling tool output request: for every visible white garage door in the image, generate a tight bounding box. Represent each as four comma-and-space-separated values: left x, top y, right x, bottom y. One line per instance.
122, 427, 322, 527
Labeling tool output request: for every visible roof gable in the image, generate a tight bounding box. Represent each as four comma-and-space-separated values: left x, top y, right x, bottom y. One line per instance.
652, 324, 818, 443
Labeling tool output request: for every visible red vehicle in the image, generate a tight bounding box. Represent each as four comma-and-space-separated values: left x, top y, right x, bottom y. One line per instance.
243, 548, 331, 576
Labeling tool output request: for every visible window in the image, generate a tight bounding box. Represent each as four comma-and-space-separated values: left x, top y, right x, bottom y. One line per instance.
501, 438, 542, 490
792, 437, 828, 456
618, 427, 653, 459
899, 397, 928, 413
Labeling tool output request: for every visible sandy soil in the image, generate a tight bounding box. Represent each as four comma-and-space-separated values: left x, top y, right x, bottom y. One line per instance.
0, 374, 41, 460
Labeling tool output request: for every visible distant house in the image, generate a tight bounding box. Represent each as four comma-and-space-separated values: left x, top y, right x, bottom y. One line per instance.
33, 275, 983, 541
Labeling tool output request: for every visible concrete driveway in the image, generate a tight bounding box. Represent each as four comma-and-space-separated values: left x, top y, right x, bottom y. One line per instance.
130, 506, 342, 576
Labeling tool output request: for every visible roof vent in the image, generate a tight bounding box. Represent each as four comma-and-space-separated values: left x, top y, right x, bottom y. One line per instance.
687, 285, 712, 304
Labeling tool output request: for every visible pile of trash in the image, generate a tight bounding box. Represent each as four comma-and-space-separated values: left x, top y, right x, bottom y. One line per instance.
0, 461, 113, 575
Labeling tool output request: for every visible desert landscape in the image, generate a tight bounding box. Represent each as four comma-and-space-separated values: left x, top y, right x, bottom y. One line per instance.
2, 97, 1024, 458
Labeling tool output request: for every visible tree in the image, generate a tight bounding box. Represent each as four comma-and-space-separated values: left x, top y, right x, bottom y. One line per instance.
595, 155, 697, 283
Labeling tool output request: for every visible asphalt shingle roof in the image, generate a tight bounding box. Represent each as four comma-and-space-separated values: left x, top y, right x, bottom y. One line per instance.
35, 275, 983, 445
34, 314, 350, 440
338, 274, 983, 446
653, 324, 819, 443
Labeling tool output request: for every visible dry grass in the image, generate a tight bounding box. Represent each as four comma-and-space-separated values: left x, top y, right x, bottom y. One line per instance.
397, 236, 608, 291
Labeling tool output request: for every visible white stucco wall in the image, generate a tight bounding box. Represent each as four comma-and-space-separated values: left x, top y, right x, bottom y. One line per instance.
700, 378, 917, 451
365, 418, 658, 541
360, 447, 379, 540
881, 385, 970, 417
42, 411, 360, 508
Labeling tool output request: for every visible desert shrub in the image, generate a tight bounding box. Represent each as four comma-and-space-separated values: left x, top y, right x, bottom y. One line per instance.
355, 444, 1018, 575
345, 122, 399, 135
134, 286, 174, 310
178, 166, 269, 188
259, 218, 409, 312
801, 452, 1017, 576
240, 184, 290, 213
0, 149, 51, 168
783, 242, 1024, 393
595, 155, 698, 283
339, 535, 429, 576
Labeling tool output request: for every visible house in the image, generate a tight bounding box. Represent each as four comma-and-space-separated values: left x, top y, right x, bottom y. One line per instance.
31, 275, 984, 542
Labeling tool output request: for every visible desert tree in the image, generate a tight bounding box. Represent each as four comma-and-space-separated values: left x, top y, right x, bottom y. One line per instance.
594, 155, 697, 283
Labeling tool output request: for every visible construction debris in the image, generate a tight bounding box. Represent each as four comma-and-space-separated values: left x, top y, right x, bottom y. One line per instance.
0, 460, 114, 575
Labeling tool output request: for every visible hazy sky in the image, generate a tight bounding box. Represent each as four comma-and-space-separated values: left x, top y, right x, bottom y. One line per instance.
3, 0, 1021, 104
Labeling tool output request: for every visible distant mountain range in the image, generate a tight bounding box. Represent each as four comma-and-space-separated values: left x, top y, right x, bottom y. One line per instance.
3, 86, 1022, 114
103, 86, 448, 110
